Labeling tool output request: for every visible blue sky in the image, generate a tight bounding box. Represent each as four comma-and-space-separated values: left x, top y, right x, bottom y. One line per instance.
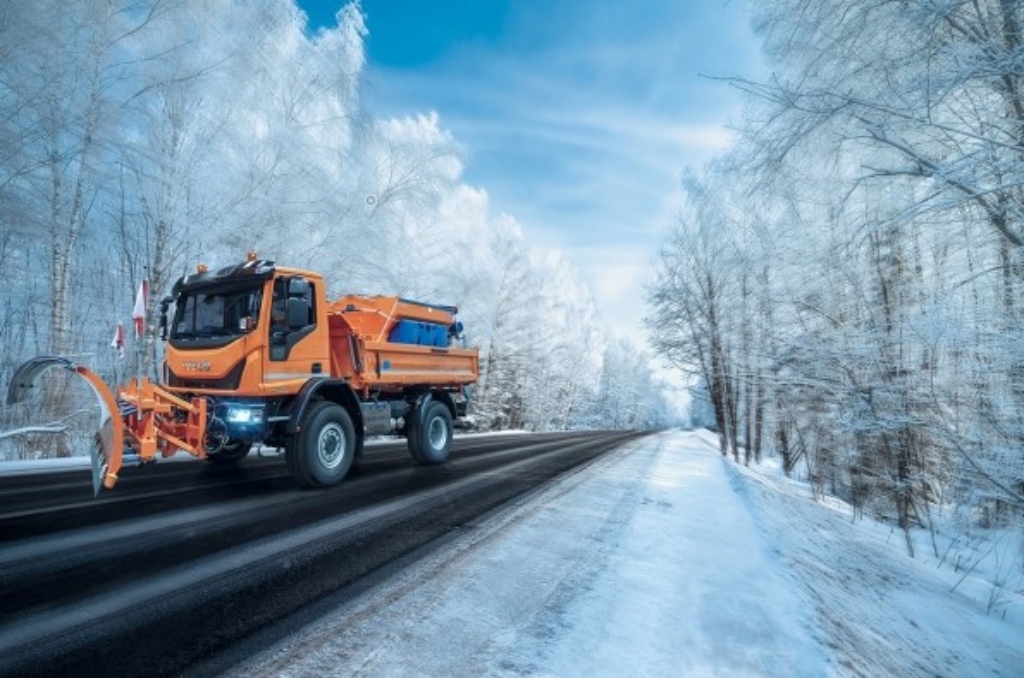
299, 0, 763, 348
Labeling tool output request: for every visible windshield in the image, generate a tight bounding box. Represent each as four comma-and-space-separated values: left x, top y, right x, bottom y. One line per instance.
171, 284, 263, 340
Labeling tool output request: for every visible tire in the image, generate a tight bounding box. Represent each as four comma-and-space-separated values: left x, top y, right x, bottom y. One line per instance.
406, 401, 453, 465
286, 401, 356, 487
406, 416, 423, 464
206, 440, 251, 465
285, 433, 311, 487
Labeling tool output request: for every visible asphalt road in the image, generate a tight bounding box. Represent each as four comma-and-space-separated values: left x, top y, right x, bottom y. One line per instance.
0, 430, 648, 677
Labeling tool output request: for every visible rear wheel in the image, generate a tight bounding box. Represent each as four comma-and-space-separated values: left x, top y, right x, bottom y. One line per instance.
286, 402, 356, 487
406, 401, 453, 465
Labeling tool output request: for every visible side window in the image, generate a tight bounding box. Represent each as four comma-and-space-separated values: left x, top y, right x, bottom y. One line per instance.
269, 277, 316, 361
291, 279, 315, 327
271, 279, 288, 329
175, 296, 196, 335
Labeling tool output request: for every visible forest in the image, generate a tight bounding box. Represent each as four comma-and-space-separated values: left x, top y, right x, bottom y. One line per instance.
648, 0, 1024, 555
0, 0, 674, 460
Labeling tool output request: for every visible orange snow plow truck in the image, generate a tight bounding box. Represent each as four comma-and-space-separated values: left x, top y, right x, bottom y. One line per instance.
7, 254, 479, 495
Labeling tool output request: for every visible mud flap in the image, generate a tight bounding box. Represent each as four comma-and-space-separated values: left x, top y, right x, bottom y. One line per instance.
7, 356, 124, 496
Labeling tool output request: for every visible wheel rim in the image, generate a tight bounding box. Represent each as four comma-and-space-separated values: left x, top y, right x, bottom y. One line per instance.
427, 415, 448, 451
317, 422, 346, 469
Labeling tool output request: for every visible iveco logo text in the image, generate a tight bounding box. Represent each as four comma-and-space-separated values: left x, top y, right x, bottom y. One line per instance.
181, 361, 211, 372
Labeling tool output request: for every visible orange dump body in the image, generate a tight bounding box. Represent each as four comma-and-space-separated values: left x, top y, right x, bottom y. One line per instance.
327, 295, 478, 395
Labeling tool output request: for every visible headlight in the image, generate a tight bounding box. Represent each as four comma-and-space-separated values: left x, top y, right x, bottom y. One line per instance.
226, 407, 262, 424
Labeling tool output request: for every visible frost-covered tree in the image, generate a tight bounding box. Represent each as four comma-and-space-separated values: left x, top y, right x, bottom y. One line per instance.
648, 171, 747, 458
595, 338, 671, 431
472, 222, 544, 431
0, 1, 164, 357
743, 0, 1024, 249
650, 0, 1024, 555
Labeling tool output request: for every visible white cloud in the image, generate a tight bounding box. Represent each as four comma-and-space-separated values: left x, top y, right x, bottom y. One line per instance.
361, 0, 762, 346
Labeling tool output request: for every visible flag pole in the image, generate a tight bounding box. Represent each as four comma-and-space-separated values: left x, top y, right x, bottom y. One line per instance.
133, 268, 150, 393
110, 321, 125, 385
136, 281, 141, 396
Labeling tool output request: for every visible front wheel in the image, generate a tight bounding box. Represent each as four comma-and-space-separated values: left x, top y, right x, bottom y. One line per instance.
286, 402, 356, 487
407, 401, 453, 465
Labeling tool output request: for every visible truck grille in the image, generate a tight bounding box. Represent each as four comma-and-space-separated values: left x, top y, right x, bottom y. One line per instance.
166, 360, 246, 390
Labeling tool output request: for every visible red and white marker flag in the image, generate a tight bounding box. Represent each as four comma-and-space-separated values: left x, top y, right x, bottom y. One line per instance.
132, 278, 149, 338
110, 322, 125, 358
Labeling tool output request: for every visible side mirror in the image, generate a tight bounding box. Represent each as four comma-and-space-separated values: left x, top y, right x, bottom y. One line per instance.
158, 296, 173, 341
286, 297, 309, 330
288, 278, 311, 298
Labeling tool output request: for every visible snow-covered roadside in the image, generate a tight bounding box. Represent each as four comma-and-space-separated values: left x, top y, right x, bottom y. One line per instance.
726, 441, 1024, 677
230, 431, 829, 676
0, 456, 95, 474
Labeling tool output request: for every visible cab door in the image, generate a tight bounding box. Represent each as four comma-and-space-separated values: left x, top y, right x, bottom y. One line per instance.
264, 276, 329, 393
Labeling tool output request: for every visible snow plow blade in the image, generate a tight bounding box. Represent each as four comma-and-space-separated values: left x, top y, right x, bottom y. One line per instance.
6, 356, 124, 496
6, 356, 73, 406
